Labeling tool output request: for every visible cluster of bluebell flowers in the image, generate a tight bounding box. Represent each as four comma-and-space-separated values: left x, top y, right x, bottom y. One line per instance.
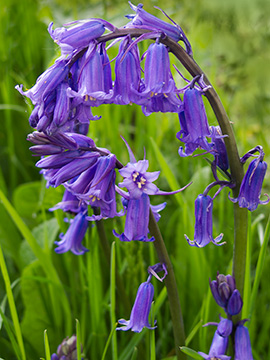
197, 273, 253, 359
16, 2, 268, 252
16, 3, 268, 357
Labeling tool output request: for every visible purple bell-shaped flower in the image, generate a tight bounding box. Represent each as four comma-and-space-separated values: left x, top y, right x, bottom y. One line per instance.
185, 194, 224, 247
116, 279, 156, 332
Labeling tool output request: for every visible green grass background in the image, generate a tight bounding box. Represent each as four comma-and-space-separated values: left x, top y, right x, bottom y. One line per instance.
0, 0, 269, 359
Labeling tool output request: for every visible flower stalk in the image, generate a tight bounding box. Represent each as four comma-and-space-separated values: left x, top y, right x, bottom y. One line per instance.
97, 27, 248, 321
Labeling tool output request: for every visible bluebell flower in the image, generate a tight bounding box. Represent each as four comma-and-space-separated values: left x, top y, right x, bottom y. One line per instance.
141, 93, 181, 116
16, 58, 69, 105
112, 36, 142, 105
229, 157, 269, 211
126, 2, 192, 54
210, 126, 229, 172
136, 40, 182, 115
119, 159, 160, 199
66, 154, 122, 220
116, 280, 156, 332
114, 138, 190, 241
177, 87, 212, 157
55, 208, 89, 255
198, 317, 232, 360
37, 150, 101, 187
234, 323, 254, 360
48, 19, 114, 54
113, 193, 154, 242
67, 42, 113, 107
50, 187, 82, 214
185, 194, 224, 247
29, 132, 103, 188
28, 131, 95, 153
118, 137, 190, 199
50, 354, 58, 360
198, 331, 231, 360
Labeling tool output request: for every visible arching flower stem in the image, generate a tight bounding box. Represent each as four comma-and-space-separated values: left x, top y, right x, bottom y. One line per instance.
96, 28, 248, 321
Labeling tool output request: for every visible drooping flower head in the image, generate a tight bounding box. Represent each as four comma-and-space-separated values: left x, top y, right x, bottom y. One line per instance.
54, 207, 89, 255
234, 322, 254, 360
210, 126, 229, 173
126, 2, 192, 55
198, 316, 232, 360
114, 138, 190, 242
177, 80, 212, 157
116, 263, 167, 332
67, 42, 113, 107
185, 194, 224, 247
113, 192, 155, 242
48, 19, 114, 54
229, 146, 269, 211
67, 154, 122, 221
136, 39, 182, 115
113, 36, 142, 105
16, 58, 70, 105
116, 279, 155, 332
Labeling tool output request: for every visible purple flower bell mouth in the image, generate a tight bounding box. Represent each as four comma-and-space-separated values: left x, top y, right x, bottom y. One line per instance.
67, 42, 113, 107
116, 279, 156, 332
112, 36, 142, 105
177, 86, 212, 157
229, 157, 269, 211
234, 322, 254, 360
185, 194, 224, 247
54, 208, 89, 255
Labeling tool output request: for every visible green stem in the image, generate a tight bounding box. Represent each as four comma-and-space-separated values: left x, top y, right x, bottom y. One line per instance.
149, 210, 186, 360
161, 36, 249, 313
98, 26, 248, 341
161, 37, 248, 300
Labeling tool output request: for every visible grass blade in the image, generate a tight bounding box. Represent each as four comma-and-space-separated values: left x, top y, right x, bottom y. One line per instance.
248, 215, 270, 321
101, 323, 118, 360
110, 241, 118, 360
180, 347, 203, 360
0, 245, 26, 360
44, 330, 51, 360
0, 307, 21, 360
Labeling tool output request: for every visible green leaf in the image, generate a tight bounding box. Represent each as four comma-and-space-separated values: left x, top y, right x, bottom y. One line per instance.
0, 245, 26, 360
248, 215, 270, 320
20, 260, 58, 355
44, 330, 51, 360
20, 218, 59, 265
180, 347, 204, 360
13, 182, 41, 221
